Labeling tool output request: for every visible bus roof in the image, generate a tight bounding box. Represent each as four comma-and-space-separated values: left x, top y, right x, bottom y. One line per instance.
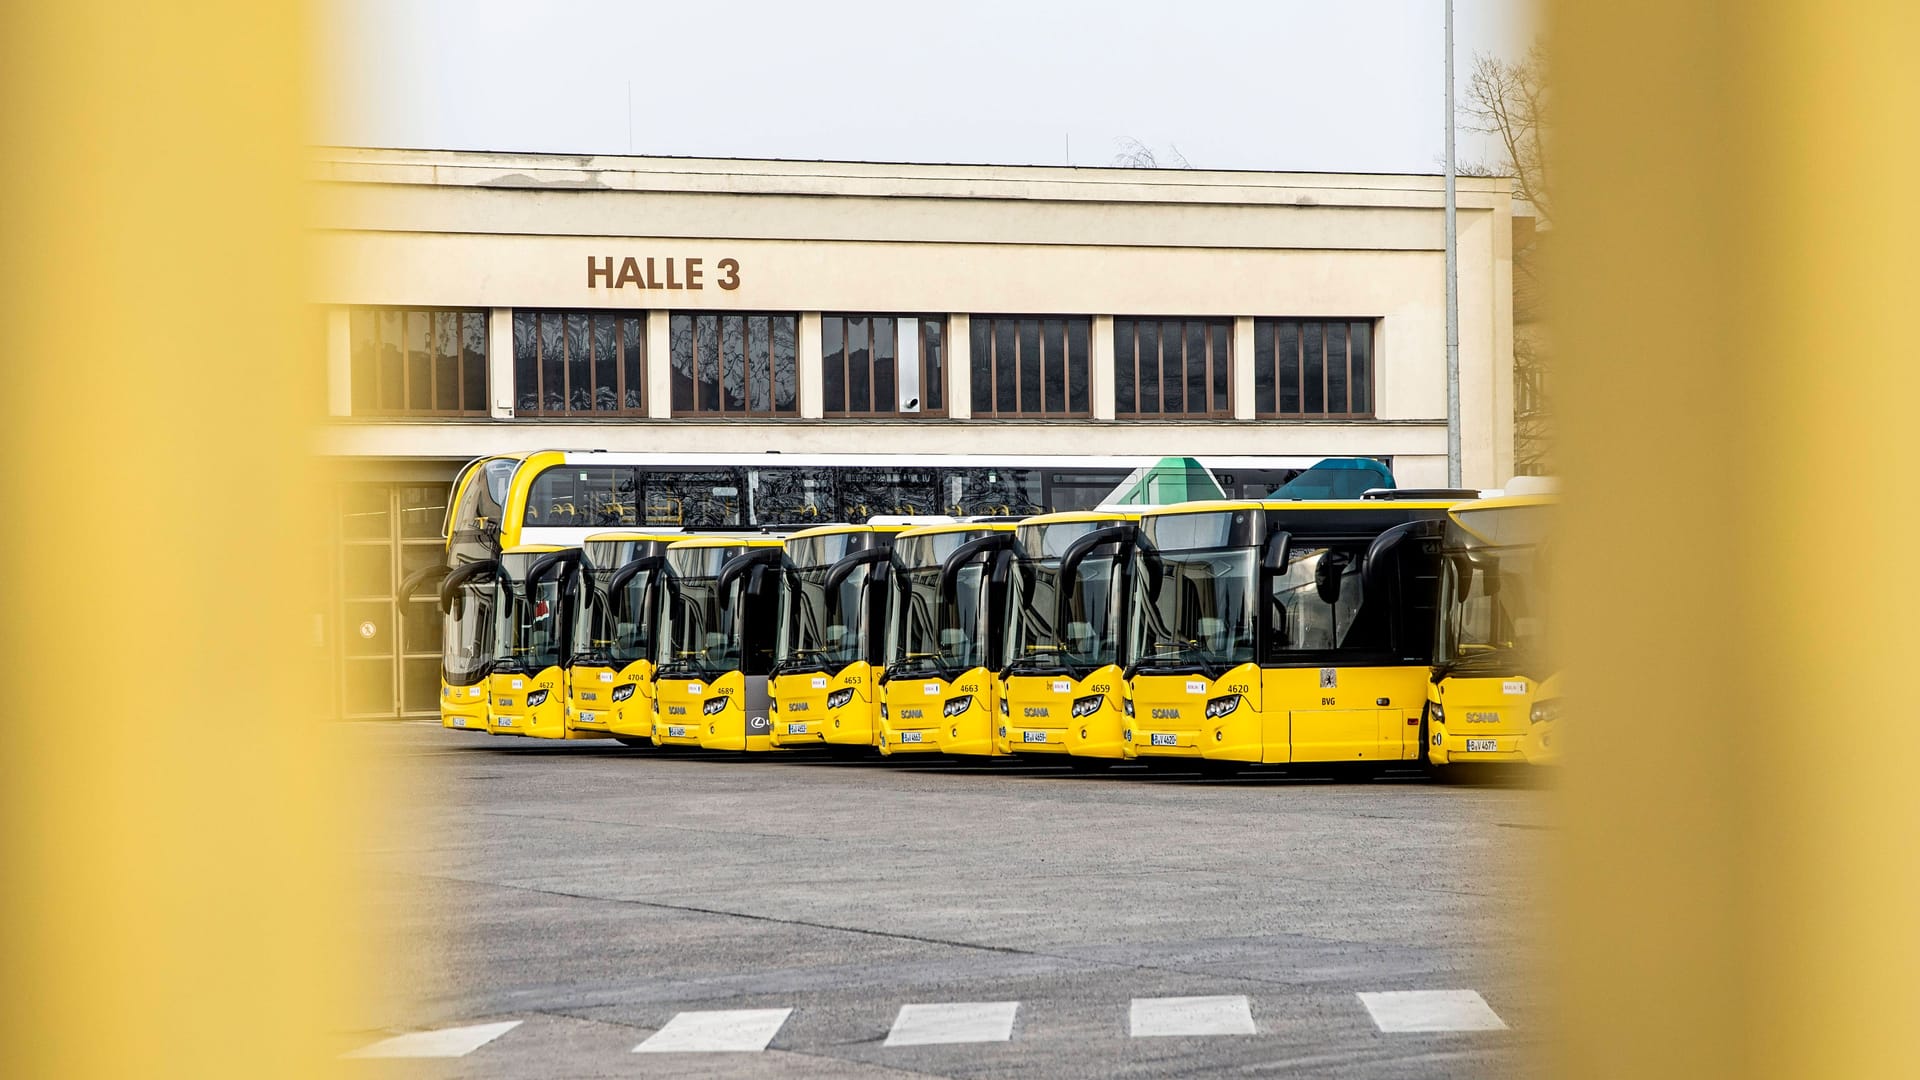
785, 522, 913, 540
1448, 494, 1557, 547
665, 535, 783, 550
1014, 509, 1135, 527
500, 543, 568, 556
894, 520, 1018, 539
581, 530, 696, 544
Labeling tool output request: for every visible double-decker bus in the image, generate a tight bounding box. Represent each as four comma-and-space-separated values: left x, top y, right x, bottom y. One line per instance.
1000, 511, 1138, 765
877, 522, 1019, 756
567, 532, 685, 746
1126, 498, 1461, 770
1427, 492, 1558, 767
652, 536, 786, 751
409, 453, 525, 733
768, 523, 912, 751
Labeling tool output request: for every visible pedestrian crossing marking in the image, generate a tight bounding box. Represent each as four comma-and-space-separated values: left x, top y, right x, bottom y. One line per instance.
342, 1020, 521, 1058
884, 1001, 1020, 1046
1128, 995, 1257, 1037
1357, 990, 1507, 1032
633, 1008, 793, 1053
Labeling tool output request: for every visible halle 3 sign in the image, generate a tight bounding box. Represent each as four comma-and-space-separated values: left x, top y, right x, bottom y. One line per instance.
586, 256, 739, 292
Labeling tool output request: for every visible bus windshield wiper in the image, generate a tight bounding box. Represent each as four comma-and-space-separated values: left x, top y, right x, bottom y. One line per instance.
1004, 649, 1072, 677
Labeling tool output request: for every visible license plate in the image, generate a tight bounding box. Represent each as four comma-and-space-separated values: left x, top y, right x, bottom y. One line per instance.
1150, 732, 1177, 747
901, 731, 923, 744
787, 722, 807, 735
451, 717, 466, 728
578, 713, 593, 724
496, 717, 514, 727
1022, 730, 1048, 743
1466, 738, 1499, 752
667, 725, 687, 738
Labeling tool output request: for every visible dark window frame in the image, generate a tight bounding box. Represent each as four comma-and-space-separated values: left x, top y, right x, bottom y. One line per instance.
821, 314, 949, 418
1254, 318, 1378, 419
512, 309, 647, 418
968, 315, 1093, 419
349, 306, 489, 417
1114, 317, 1234, 418
670, 312, 800, 418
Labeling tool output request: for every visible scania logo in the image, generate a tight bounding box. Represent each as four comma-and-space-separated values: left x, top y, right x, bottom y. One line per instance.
787, 701, 810, 712
703, 696, 729, 716
1022, 706, 1050, 718
667, 705, 687, 715
1152, 708, 1180, 719
581, 691, 598, 701
901, 708, 924, 719
826, 687, 855, 710
1465, 711, 1500, 724
943, 694, 974, 718
1070, 694, 1104, 718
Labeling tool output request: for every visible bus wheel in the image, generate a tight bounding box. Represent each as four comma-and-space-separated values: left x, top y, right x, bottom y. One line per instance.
612, 737, 652, 748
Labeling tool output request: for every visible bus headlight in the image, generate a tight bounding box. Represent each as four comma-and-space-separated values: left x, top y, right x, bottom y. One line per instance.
703, 696, 728, 716
827, 688, 855, 710
943, 694, 974, 718
1071, 694, 1104, 719
1530, 699, 1562, 724
999, 696, 1010, 716
880, 703, 889, 720
1204, 694, 1241, 719
1429, 703, 1445, 725
611, 683, 636, 703
525, 689, 549, 708
1123, 698, 1135, 718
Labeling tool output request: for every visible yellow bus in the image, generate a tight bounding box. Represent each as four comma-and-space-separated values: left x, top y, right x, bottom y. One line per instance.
769, 523, 909, 751
1125, 499, 1459, 770
407, 453, 525, 734
1427, 492, 1558, 768
651, 536, 786, 751
877, 521, 1019, 756
484, 544, 575, 737
567, 532, 685, 746
1000, 511, 1138, 765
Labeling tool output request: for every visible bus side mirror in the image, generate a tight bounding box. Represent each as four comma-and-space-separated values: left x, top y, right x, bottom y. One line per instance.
1315, 551, 1350, 605
1262, 531, 1291, 572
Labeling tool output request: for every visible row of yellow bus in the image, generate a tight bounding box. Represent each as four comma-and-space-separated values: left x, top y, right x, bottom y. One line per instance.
416, 451, 1557, 773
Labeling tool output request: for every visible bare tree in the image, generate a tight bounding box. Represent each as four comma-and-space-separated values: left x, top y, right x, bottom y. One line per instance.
1112, 137, 1191, 169
1461, 45, 1550, 223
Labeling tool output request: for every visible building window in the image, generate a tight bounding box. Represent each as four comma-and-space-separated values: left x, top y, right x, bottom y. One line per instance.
349, 307, 487, 416
512, 310, 646, 416
1253, 319, 1375, 418
669, 313, 799, 417
969, 316, 1091, 418
1114, 318, 1232, 417
821, 315, 946, 417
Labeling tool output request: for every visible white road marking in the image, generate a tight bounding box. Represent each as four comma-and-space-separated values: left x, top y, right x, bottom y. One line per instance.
343, 1020, 521, 1058
884, 1001, 1020, 1046
1357, 990, 1508, 1032
1128, 995, 1257, 1037
633, 1008, 793, 1053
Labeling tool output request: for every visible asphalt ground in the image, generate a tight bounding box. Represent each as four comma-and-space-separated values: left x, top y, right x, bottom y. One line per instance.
338, 724, 1549, 1078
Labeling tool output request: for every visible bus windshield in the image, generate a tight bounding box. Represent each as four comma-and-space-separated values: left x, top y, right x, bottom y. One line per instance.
656, 547, 743, 680
885, 530, 1000, 679
1131, 547, 1258, 674
442, 568, 494, 684
1437, 544, 1547, 674
779, 563, 871, 673
492, 556, 563, 675
1007, 524, 1125, 675
606, 562, 657, 666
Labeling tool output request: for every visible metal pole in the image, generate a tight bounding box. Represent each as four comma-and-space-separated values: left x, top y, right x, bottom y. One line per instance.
1443, 0, 1459, 484
1444, 0, 1463, 487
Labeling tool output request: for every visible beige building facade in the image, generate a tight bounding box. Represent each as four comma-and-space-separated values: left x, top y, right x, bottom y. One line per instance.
314, 147, 1515, 718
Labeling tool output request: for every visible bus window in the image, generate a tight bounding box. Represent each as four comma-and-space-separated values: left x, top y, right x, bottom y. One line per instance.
946, 467, 1045, 516
642, 469, 744, 528
522, 466, 639, 527
1265, 543, 1391, 657
750, 466, 834, 524
838, 467, 938, 522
